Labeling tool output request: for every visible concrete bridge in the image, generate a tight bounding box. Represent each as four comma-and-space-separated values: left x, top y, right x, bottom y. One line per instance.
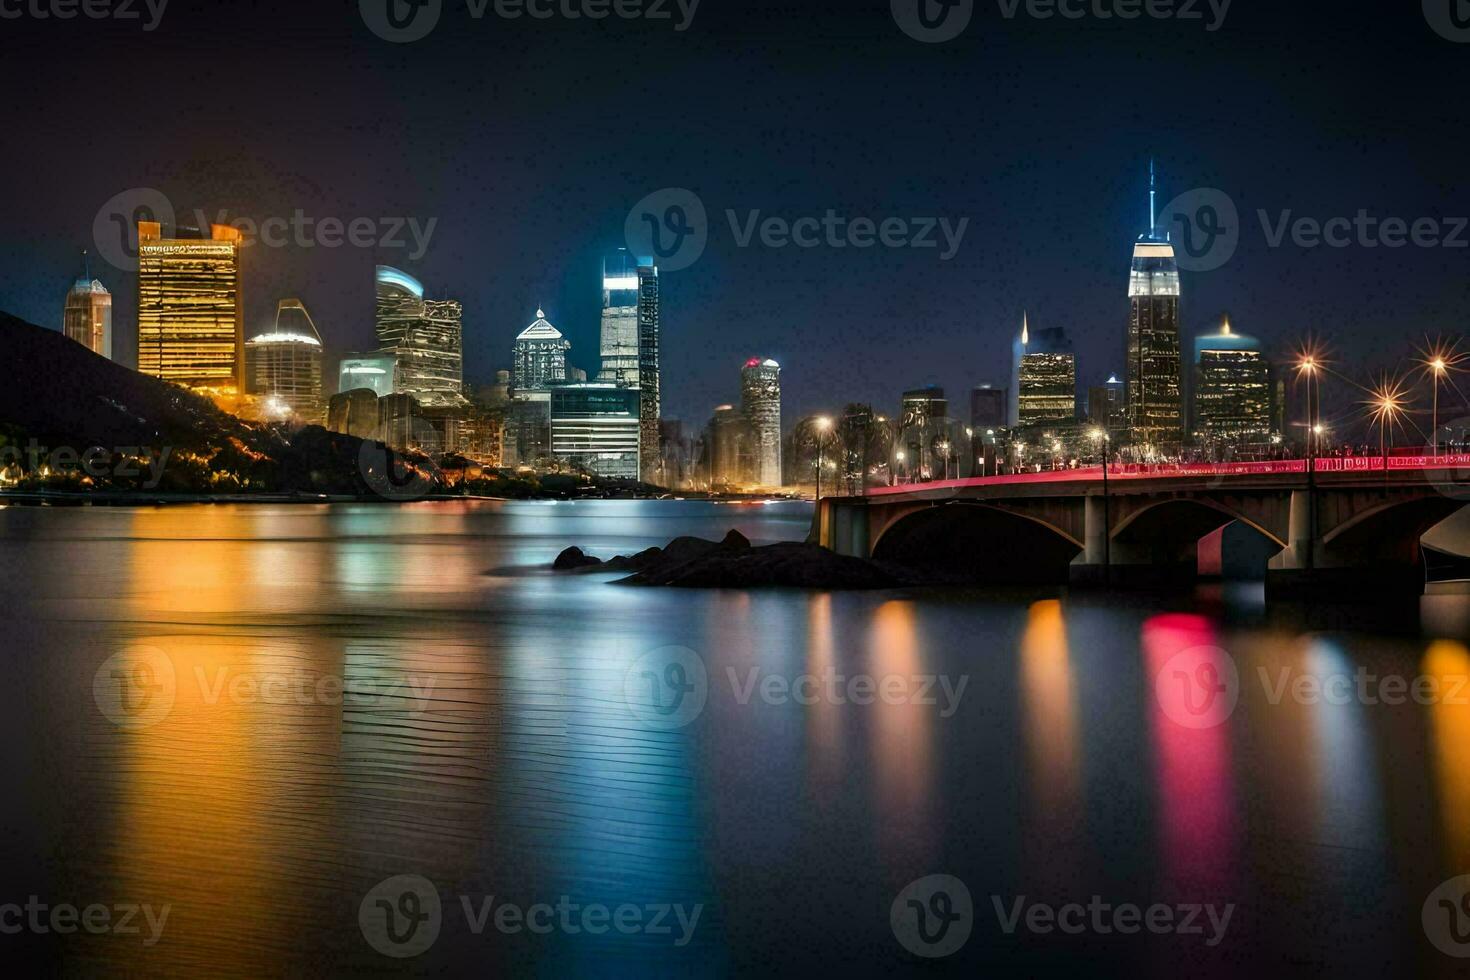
815, 457, 1470, 595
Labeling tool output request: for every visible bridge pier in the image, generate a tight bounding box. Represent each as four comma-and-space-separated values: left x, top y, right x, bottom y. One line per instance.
1265, 490, 1427, 597
818, 497, 871, 558
1070, 493, 1198, 589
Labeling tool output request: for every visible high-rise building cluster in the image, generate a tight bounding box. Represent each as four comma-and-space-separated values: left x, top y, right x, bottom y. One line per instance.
785, 163, 1286, 495
58, 217, 676, 482
499, 248, 661, 482
701, 359, 783, 490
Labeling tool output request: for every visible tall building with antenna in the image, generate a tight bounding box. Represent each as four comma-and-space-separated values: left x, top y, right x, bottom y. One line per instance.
1125, 161, 1183, 456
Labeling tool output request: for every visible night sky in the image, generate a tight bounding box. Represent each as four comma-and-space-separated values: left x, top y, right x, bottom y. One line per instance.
2, 0, 1468, 434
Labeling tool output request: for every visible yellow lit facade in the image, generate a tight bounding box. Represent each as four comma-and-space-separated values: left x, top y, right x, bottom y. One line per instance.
136, 221, 244, 400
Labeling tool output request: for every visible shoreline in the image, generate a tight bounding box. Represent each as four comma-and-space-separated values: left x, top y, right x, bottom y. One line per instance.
0, 491, 809, 508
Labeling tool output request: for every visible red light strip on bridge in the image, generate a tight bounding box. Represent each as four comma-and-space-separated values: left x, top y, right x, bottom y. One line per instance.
864, 455, 1470, 497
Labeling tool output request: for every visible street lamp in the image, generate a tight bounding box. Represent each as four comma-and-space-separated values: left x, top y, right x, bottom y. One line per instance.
936, 440, 952, 480
1430, 356, 1448, 457
1090, 427, 1111, 584
1297, 354, 1321, 460
1369, 382, 1407, 473
895, 450, 907, 486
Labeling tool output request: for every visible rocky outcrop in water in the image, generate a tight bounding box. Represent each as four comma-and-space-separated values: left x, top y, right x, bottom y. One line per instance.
553, 530, 935, 589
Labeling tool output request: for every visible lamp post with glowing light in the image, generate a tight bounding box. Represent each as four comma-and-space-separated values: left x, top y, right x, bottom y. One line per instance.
1432, 357, 1447, 457
1091, 427, 1111, 583
1371, 385, 1406, 474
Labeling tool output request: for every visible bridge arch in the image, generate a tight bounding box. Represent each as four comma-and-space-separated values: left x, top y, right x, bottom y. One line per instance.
1111, 496, 1287, 550
1321, 493, 1468, 566
1109, 497, 1286, 572
871, 501, 1082, 583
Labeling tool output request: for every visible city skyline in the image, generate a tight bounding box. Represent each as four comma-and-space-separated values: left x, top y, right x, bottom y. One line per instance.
3, 3, 1464, 430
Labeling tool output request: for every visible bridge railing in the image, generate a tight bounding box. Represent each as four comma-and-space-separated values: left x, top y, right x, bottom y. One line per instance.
862, 454, 1470, 497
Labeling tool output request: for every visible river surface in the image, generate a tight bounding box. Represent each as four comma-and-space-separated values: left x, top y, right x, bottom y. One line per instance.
3, 499, 1470, 978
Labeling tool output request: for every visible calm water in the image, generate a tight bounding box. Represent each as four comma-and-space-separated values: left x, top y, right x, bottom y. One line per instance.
4, 499, 1470, 977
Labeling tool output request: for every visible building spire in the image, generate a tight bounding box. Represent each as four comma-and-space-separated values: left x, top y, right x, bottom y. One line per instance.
1021, 309, 1029, 346
1149, 157, 1157, 235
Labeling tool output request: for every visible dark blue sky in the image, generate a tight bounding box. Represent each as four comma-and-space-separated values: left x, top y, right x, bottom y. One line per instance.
2, 0, 1468, 436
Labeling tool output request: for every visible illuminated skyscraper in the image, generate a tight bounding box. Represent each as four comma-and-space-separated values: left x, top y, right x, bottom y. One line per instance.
1126, 163, 1183, 455
62, 256, 111, 359
136, 221, 244, 399
1087, 375, 1126, 430
374, 265, 465, 407
1017, 320, 1077, 425
598, 249, 640, 386
550, 384, 642, 480
246, 299, 324, 421
513, 309, 570, 389
637, 261, 660, 482
1192, 316, 1271, 446
741, 358, 782, 487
